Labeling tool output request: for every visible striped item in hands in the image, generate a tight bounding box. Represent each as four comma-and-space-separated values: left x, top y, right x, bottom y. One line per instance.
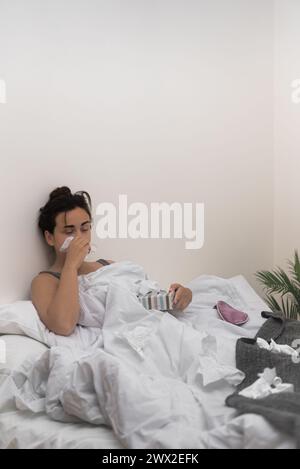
137, 290, 175, 311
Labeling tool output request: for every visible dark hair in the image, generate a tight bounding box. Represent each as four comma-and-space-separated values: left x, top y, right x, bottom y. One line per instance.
38, 186, 92, 237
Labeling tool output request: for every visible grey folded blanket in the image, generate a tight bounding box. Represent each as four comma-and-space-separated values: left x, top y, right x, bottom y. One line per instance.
226, 311, 300, 448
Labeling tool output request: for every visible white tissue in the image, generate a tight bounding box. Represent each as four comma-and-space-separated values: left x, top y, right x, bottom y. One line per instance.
257, 338, 299, 360
134, 278, 161, 296
59, 236, 96, 256
59, 236, 74, 252
117, 325, 152, 359
238, 367, 294, 400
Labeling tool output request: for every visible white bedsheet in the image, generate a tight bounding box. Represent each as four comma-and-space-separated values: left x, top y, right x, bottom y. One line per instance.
0, 335, 122, 449
0, 262, 296, 449
0, 403, 122, 449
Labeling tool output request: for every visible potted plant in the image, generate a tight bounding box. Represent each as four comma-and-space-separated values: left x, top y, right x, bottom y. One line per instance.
255, 250, 300, 320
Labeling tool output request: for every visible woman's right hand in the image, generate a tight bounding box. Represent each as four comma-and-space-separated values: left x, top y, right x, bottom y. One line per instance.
64, 235, 90, 271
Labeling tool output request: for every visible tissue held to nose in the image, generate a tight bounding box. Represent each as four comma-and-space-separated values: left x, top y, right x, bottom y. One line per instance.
59, 236, 95, 255
59, 236, 74, 252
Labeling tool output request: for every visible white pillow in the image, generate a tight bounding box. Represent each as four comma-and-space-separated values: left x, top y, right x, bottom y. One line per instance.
0, 301, 48, 345
0, 334, 48, 372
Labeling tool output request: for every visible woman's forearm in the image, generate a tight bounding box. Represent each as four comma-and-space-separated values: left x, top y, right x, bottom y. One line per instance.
46, 263, 80, 335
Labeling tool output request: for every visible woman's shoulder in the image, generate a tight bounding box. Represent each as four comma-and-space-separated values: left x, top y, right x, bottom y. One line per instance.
32, 272, 59, 285
35, 259, 116, 282
30, 273, 59, 305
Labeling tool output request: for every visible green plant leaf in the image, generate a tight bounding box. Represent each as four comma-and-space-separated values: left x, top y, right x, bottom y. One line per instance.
287, 250, 300, 288
256, 251, 300, 320
255, 270, 288, 295
264, 293, 282, 313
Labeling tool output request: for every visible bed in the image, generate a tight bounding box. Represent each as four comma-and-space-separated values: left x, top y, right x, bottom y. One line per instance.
0, 268, 296, 449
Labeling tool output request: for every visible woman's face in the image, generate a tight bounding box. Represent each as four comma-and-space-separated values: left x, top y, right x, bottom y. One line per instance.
45, 207, 92, 253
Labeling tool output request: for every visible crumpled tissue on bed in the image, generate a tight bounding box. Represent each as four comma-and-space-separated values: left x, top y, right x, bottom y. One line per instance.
257, 338, 299, 360
238, 367, 294, 400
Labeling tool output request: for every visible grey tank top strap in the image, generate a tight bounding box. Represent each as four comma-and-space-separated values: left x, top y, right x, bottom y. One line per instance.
38, 258, 110, 279
96, 258, 110, 265
38, 271, 61, 279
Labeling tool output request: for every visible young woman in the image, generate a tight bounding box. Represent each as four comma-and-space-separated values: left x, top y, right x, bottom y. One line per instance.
31, 186, 192, 336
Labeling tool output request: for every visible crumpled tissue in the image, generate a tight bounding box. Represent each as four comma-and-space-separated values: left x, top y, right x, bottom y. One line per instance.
257, 337, 299, 361
238, 367, 294, 400
134, 278, 175, 311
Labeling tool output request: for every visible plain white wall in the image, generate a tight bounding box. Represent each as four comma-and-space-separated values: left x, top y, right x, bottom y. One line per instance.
274, 0, 300, 269
0, 0, 274, 303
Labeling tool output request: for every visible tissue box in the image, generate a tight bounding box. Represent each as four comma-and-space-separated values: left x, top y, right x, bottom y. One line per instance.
137, 290, 175, 311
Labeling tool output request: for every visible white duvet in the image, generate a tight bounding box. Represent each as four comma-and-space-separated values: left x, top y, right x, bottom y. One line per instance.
3, 261, 295, 449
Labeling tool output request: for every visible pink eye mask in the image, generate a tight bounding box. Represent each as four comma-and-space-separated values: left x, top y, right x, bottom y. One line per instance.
213, 301, 249, 326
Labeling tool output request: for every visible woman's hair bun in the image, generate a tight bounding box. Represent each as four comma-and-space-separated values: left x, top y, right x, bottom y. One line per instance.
49, 186, 72, 201
38, 186, 92, 237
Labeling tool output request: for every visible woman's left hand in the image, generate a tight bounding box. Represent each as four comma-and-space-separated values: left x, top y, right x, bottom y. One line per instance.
168, 283, 193, 312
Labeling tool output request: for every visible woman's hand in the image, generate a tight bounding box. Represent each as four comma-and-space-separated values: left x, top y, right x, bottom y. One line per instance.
168, 283, 192, 312
64, 235, 90, 271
